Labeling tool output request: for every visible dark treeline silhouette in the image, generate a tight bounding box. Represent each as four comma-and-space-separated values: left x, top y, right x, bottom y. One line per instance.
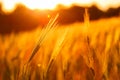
0, 4, 119, 33
58, 6, 84, 24
0, 5, 53, 33
58, 5, 120, 24
89, 6, 120, 20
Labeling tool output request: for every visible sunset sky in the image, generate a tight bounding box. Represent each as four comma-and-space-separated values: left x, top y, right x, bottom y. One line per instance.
1, 0, 120, 13
0, 0, 120, 33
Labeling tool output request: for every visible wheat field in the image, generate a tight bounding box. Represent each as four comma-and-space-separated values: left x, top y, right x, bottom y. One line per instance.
0, 16, 120, 80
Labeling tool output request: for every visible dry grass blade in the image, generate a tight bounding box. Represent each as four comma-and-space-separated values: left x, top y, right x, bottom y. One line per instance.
45, 27, 69, 80
27, 14, 59, 64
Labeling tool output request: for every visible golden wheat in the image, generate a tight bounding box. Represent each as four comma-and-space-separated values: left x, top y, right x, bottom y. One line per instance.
0, 14, 120, 80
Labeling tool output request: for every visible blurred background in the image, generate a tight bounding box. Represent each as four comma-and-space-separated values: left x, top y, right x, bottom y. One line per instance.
0, 0, 120, 33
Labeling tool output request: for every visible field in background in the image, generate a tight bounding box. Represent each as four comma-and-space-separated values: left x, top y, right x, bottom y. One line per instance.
0, 17, 120, 80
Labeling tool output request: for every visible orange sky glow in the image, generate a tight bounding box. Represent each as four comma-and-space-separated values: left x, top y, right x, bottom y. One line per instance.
0, 0, 120, 13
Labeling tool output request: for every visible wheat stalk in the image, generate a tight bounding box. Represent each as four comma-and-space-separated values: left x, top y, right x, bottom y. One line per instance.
27, 14, 59, 64
20, 14, 59, 80
44, 27, 69, 80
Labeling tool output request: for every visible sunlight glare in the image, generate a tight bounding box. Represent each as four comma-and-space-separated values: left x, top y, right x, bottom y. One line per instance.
1, 0, 120, 13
